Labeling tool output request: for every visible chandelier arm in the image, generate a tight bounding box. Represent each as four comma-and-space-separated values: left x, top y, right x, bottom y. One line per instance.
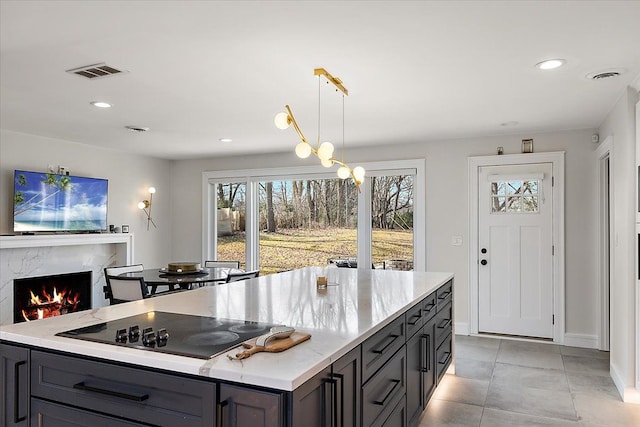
285, 105, 309, 145
330, 158, 348, 168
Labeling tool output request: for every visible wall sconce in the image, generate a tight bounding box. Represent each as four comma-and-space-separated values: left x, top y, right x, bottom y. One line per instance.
137, 186, 157, 230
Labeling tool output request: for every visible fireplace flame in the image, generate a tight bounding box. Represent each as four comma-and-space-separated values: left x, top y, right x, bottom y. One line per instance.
21, 285, 81, 322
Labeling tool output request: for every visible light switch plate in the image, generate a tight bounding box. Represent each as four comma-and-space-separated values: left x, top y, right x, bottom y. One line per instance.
451, 236, 463, 246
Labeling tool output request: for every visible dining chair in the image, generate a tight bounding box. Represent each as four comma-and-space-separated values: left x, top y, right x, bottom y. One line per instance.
204, 260, 241, 269
104, 276, 150, 305
225, 270, 260, 283
103, 264, 144, 302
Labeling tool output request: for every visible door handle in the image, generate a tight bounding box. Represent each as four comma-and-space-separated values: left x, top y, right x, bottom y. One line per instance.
480, 259, 487, 265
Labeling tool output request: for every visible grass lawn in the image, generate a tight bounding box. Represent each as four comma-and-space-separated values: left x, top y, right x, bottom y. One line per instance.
218, 227, 413, 275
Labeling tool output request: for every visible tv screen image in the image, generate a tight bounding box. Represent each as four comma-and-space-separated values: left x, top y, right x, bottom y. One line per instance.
13, 170, 108, 233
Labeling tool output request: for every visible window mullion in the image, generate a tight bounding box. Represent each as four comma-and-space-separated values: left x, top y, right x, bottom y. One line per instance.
245, 180, 259, 271
357, 177, 372, 269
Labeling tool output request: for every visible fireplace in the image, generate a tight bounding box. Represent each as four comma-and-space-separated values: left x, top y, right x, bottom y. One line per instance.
13, 271, 92, 323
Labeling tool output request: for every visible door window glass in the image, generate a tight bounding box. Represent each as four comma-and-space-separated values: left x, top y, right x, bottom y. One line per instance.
491, 180, 539, 213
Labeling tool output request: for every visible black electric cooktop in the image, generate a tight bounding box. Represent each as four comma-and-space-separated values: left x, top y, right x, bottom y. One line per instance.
56, 311, 280, 359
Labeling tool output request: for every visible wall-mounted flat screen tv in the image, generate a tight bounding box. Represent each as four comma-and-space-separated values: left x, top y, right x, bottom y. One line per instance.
13, 170, 108, 233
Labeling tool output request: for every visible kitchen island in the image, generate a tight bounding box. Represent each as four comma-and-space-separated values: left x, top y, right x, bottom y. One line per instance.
1, 267, 453, 427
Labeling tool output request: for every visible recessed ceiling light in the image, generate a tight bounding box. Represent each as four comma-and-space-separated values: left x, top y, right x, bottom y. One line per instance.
500, 121, 519, 127
219, 138, 233, 143
91, 101, 112, 108
535, 59, 566, 70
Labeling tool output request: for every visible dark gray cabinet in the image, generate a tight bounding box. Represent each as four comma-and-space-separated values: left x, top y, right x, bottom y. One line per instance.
290, 366, 332, 427
219, 383, 284, 427
331, 347, 360, 427
289, 347, 360, 427
362, 315, 405, 382
31, 350, 216, 427
0, 343, 29, 427
406, 281, 453, 427
1, 278, 454, 427
361, 347, 406, 427
31, 398, 142, 426
406, 316, 436, 427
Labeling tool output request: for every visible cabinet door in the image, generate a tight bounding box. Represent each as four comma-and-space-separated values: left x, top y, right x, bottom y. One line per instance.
332, 347, 360, 427
219, 384, 284, 427
422, 316, 436, 404
405, 327, 423, 426
0, 343, 29, 427
290, 366, 332, 427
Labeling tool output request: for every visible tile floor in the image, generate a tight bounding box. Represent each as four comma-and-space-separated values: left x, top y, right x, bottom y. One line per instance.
418, 335, 640, 426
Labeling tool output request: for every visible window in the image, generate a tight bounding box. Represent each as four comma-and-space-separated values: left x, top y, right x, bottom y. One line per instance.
204, 160, 425, 273
371, 174, 414, 270
490, 179, 539, 213
258, 179, 358, 275
215, 182, 247, 269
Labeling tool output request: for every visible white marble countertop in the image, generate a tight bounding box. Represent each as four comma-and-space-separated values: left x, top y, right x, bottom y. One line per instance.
0, 267, 453, 391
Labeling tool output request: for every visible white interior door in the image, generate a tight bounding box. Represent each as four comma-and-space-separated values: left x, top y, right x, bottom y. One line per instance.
478, 163, 553, 338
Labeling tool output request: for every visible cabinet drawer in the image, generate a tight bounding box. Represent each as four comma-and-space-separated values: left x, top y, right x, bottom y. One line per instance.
435, 301, 453, 346
31, 398, 142, 426
436, 333, 452, 383
362, 315, 405, 382
422, 292, 437, 322
436, 280, 453, 309
405, 301, 424, 339
376, 394, 406, 427
31, 351, 215, 427
362, 348, 406, 427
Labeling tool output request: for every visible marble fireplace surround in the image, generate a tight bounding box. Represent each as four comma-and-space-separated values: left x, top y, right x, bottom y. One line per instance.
0, 234, 133, 325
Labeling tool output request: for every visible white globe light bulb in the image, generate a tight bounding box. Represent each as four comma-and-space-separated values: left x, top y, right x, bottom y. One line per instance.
317, 141, 334, 161
295, 142, 312, 158
353, 166, 365, 182
321, 158, 334, 168
337, 166, 350, 179
148, 187, 156, 194
138, 201, 146, 210
274, 112, 290, 130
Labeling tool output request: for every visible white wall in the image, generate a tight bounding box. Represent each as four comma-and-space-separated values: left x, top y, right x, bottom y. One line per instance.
0, 126, 605, 347
598, 86, 639, 401
170, 128, 599, 340
0, 129, 173, 268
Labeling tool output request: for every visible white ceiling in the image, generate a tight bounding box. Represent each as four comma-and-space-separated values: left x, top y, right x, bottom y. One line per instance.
1, 1, 639, 160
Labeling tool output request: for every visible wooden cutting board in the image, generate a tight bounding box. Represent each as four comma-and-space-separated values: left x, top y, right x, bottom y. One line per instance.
228, 332, 311, 360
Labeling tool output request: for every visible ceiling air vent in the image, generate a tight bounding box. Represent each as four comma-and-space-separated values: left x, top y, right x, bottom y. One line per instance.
586, 68, 626, 81
125, 126, 150, 133
66, 63, 128, 79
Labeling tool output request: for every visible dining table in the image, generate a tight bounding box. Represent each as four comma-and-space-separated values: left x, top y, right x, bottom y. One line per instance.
119, 267, 245, 294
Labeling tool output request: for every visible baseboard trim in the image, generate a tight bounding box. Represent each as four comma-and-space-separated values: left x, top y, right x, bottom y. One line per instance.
610, 361, 640, 403
563, 333, 598, 349
454, 322, 469, 336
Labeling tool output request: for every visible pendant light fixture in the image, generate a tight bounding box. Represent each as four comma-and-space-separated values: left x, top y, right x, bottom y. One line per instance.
274, 68, 365, 189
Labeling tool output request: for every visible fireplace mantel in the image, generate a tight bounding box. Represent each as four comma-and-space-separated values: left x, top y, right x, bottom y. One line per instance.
0, 233, 134, 325
1, 233, 133, 256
